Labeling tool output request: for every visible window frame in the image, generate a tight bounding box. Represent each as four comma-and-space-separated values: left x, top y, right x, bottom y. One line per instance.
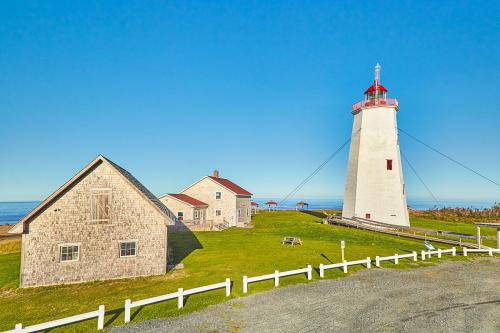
215, 191, 222, 200
215, 209, 222, 216
90, 188, 112, 222
365, 213, 371, 219
386, 159, 393, 171
59, 243, 80, 263
119, 240, 137, 258
177, 211, 184, 221
194, 210, 200, 220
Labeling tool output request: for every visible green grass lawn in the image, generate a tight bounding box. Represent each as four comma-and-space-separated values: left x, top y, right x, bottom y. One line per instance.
0, 211, 478, 332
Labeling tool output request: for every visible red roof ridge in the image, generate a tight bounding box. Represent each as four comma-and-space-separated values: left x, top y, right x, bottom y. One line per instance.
208, 176, 252, 196
167, 193, 208, 207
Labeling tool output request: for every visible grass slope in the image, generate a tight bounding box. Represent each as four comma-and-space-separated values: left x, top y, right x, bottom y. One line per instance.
0, 211, 470, 332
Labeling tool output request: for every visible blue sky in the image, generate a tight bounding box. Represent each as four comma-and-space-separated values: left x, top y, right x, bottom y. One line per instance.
1, 1, 499, 202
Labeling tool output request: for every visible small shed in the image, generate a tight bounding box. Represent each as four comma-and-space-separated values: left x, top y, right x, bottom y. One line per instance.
296, 201, 309, 211
265, 200, 278, 211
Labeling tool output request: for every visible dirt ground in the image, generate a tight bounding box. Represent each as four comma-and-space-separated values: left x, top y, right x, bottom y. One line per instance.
110, 257, 500, 333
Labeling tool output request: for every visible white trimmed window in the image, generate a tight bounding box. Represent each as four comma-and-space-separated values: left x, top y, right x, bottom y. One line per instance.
194, 210, 200, 220
120, 241, 137, 257
215, 192, 222, 200
60, 244, 80, 262
215, 209, 222, 216
91, 189, 111, 222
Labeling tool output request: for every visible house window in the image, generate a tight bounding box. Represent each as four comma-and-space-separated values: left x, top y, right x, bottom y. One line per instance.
215, 209, 222, 216
120, 241, 136, 257
365, 213, 371, 219
247, 208, 250, 217
386, 159, 393, 170
91, 189, 111, 222
60, 245, 79, 262
177, 211, 184, 221
237, 209, 241, 217
215, 192, 222, 200
194, 210, 200, 220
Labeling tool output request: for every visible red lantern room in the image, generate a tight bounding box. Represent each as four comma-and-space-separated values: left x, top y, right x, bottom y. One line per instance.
352, 63, 398, 113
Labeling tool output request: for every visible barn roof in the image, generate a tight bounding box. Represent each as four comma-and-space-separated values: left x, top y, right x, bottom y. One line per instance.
10, 155, 175, 234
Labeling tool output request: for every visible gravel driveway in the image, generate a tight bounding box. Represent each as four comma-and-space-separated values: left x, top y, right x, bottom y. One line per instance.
110, 258, 500, 333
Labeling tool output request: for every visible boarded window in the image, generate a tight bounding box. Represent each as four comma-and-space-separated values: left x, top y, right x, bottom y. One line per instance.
60, 245, 79, 262
120, 241, 136, 257
365, 213, 371, 219
386, 159, 393, 170
91, 189, 111, 222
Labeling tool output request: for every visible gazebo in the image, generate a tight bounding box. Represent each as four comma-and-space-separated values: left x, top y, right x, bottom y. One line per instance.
251, 201, 259, 215
296, 201, 309, 211
265, 200, 278, 211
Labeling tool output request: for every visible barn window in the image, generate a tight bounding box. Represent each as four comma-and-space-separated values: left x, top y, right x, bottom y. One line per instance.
91, 189, 111, 222
120, 241, 136, 257
60, 244, 79, 262
215, 192, 222, 200
386, 159, 393, 170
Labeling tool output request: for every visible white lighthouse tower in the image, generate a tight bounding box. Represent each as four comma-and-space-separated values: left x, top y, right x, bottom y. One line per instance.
342, 64, 409, 227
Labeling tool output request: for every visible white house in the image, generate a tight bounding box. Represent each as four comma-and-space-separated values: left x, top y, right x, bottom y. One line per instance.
162, 170, 252, 230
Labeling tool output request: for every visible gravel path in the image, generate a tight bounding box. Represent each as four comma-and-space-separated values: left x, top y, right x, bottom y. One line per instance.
110, 258, 500, 333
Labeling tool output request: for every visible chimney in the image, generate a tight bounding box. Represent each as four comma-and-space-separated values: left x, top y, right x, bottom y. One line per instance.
213, 170, 219, 178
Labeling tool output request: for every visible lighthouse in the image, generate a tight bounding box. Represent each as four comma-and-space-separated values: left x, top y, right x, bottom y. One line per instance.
342, 64, 409, 227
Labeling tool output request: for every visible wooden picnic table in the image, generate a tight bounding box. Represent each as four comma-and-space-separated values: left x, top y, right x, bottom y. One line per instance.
282, 236, 303, 246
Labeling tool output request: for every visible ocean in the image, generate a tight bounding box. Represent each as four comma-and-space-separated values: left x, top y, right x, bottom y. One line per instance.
0, 199, 496, 225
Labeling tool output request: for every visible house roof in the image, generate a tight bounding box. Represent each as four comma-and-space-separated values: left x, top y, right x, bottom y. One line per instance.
10, 155, 175, 234
265, 200, 278, 205
163, 193, 208, 207
251, 201, 259, 206
208, 176, 252, 196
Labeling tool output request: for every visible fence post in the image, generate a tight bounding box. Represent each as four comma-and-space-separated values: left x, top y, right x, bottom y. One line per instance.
489, 249, 493, 256
463, 247, 468, 256
343, 260, 348, 273
15, 324, 22, 332
394, 254, 399, 265
274, 270, 279, 286
307, 265, 312, 280
366, 257, 371, 269
97, 305, 105, 330
319, 264, 324, 278
428, 250, 431, 259
452, 247, 456, 256
412, 251, 417, 261
421, 250, 426, 260
124, 299, 131, 323
225, 278, 231, 296
375, 256, 380, 267
242, 276, 248, 293
177, 288, 184, 309
438, 248, 442, 258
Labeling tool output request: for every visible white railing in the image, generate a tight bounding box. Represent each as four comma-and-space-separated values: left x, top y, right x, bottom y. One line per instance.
6, 305, 105, 332
124, 278, 230, 323
463, 247, 499, 256
243, 265, 312, 293
375, 252, 417, 267
319, 257, 371, 278
421, 247, 456, 260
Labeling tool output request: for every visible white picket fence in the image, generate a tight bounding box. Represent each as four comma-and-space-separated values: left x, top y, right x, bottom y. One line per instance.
124, 278, 230, 323
319, 257, 371, 277
421, 247, 456, 260
6, 305, 105, 332
463, 247, 499, 256
243, 265, 312, 293
375, 252, 417, 267
4, 244, 490, 332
